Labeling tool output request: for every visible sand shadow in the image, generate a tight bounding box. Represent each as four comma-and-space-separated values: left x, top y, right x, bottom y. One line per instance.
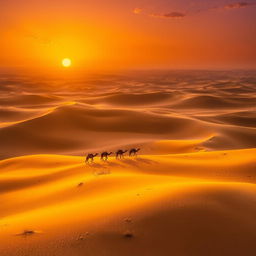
121, 157, 158, 167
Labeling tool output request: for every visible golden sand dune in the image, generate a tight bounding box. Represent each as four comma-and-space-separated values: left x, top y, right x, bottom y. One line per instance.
0, 94, 63, 107
0, 107, 43, 123
0, 103, 212, 159
0, 70, 256, 255
196, 111, 256, 128
0, 71, 255, 159
86, 92, 182, 106
0, 148, 256, 256
174, 95, 256, 109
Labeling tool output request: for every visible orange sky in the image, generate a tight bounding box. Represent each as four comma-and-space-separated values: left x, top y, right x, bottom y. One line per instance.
1, 0, 256, 71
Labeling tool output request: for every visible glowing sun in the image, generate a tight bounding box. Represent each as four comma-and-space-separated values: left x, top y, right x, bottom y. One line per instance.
62, 58, 71, 67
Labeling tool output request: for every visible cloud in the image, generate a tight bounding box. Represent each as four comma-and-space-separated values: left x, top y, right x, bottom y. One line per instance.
132, 1, 256, 21
132, 7, 185, 19
200, 1, 256, 13
224, 2, 251, 9
150, 12, 186, 19
133, 8, 142, 14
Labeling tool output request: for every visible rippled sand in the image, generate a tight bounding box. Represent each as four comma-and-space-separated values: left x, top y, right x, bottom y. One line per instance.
0, 70, 256, 256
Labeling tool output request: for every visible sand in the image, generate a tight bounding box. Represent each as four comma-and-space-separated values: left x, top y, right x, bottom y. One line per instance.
0, 70, 256, 255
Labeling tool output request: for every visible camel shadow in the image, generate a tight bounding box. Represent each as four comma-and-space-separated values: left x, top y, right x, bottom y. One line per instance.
105, 161, 124, 168
87, 162, 107, 169
122, 157, 158, 167
135, 158, 157, 165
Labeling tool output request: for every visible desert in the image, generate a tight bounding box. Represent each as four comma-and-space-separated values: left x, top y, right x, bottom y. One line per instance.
0, 70, 256, 255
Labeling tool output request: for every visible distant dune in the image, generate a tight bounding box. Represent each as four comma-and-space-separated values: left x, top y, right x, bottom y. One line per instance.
89, 92, 181, 106
0, 71, 255, 159
174, 95, 256, 109
0, 70, 256, 255
0, 103, 211, 159
0, 94, 62, 107
197, 111, 256, 128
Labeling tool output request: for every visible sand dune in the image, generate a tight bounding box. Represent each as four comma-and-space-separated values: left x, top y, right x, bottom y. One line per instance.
0, 108, 43, 123
197, 111, 256, 128
0, 94, 63, 107
0, 103, 211, 159
0, 149, 256, 256
174, 95, 256, 109
0, 70, 256, 255
88, 92, 182, 106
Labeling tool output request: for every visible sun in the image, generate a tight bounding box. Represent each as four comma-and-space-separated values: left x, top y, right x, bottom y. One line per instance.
62, 58, 71, 67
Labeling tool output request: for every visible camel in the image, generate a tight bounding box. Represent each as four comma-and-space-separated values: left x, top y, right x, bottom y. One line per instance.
129, 148, 140, 156
116, 149, 127, 159
101, 151, 112, 161
86, 153, 98, 163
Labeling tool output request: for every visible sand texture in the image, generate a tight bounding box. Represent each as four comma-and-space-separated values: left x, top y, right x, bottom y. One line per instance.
0, 70, 256, 256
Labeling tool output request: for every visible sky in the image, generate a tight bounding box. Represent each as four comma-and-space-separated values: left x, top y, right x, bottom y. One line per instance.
1, 0, 256, 71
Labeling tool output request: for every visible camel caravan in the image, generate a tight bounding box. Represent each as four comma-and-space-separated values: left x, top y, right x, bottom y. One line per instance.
85, 148, 140, 163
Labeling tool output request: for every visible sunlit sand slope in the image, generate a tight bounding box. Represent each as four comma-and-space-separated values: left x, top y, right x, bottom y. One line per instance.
0, 148, 256, 256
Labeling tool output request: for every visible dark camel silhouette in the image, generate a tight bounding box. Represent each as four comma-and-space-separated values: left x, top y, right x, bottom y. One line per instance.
86, 153, 98, 163
129, 148, 140, 156
116, 149, 127, 159
101, 151, 112, 161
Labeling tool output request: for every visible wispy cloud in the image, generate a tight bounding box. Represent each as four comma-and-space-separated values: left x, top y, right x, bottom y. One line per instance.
133, 1, 256, 20
150, 12, 186, 19
224, 2, 253, 9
